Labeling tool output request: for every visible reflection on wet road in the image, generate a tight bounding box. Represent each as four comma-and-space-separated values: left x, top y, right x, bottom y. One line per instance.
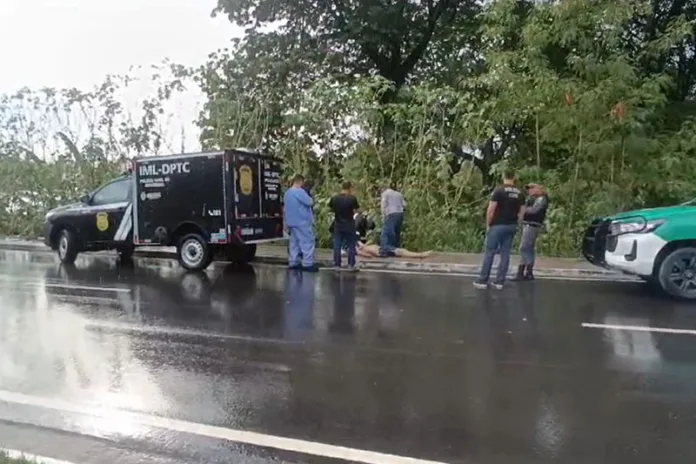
2, 251, 696, 463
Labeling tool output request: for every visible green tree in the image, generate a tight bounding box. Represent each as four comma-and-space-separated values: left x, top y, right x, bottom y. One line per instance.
0, 63, 192, 236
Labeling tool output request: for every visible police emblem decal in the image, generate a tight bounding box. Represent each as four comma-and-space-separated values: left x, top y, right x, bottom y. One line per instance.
239, 165, 253, 195
96, 212, 109, 232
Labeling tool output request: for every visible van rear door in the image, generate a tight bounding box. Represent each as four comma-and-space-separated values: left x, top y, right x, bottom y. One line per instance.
260, 157, 282, 219
229, 150, 284, 243
233, 152, 261, 220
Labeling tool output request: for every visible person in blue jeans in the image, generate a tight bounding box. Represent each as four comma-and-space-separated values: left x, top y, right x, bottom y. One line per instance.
474, 169, 525, 290
284, 174, 318, 272
329, 181, 360, 271
380, 183, 406, 254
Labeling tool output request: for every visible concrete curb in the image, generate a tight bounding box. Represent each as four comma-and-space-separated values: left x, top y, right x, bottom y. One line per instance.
0, 237, 630, 280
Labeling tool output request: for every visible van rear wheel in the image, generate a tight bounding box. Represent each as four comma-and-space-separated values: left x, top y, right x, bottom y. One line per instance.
177, 233, 212, 271
657, 247, 696, 300
57, 229, 79, 264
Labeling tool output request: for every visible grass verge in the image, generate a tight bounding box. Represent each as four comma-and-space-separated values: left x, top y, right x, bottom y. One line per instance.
0, 451, 37, 464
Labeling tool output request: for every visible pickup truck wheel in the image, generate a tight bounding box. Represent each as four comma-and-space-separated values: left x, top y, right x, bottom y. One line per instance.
57, 229, 79, 264
658, 247, 696, 300
177, 233, 212, 271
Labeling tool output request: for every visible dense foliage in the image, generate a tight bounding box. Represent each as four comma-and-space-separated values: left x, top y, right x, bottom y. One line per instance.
2, 0, 695, 256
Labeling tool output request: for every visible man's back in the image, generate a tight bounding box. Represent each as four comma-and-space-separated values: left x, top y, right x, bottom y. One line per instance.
330, 193, 359, 226
381, 188, 405, 216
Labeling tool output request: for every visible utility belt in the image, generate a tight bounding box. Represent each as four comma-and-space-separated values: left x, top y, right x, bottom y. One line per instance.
522, 221, 544, 228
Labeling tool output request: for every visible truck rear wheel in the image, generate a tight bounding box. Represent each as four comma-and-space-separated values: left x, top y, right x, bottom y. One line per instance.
657, 246, 696, 300
177, 233, 212, 271
224, 244, 257, 264
57, 229, 79, 264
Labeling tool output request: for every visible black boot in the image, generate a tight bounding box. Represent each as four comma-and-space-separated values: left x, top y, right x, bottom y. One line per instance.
511, 264, 526, 281
524, 264, 535, 280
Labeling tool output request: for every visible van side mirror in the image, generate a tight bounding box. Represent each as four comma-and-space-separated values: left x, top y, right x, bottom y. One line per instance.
79, 194, 90, 204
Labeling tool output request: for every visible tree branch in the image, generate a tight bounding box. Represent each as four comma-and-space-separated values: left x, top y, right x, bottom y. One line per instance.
398, 0, 452, 85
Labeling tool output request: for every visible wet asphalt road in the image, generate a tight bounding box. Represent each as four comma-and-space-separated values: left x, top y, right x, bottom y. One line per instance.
2, 252, 696, 463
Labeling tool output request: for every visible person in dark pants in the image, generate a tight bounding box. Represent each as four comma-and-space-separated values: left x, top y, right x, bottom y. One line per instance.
338, 212, 375, 255
329, 181, 360, 271
473, 169, 525, 290
380, 183, 406, 253
512, 183, 549, 281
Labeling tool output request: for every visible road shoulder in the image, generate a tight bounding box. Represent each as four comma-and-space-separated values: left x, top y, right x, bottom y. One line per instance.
0, 237, 630, 280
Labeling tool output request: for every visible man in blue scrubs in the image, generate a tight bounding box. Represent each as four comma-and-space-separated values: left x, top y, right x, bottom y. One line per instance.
284, 174, 318, 272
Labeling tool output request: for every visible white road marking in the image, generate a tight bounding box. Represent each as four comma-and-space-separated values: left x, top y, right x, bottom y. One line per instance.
0, 390, 448, 464
1, 448, 77, 464
85, 320, 299, 345
582, 322, 696, 335
0, 277, 130, 293
41, 283, 131, 293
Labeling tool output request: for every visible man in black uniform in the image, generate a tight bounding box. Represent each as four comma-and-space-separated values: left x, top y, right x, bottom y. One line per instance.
473, 169, 525, 290
329, 181, 360, 271
512, 183, 549, 281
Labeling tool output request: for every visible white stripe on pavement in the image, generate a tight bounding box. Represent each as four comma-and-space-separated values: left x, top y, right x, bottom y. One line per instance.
42, 283, 131, 293
1, 448, 77, 464
582, 322, 696, 336
1, 281, 130, 293
0, 390, 448, 464
85, 320, 298, 344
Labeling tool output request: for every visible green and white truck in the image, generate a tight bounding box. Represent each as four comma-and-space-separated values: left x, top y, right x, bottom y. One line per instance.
582, 201, 696, 299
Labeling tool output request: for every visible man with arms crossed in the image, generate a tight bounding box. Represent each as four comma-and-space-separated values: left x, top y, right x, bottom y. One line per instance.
284, 174, 318, 272
473, 169, 525, 290
512, 183, 549, 281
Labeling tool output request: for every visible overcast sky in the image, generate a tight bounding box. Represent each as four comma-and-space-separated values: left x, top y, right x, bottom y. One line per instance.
0, 0, 238, 92
0, 0, 242, 152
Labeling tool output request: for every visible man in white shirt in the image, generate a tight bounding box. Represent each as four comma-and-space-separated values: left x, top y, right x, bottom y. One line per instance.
380, 183, 406, 256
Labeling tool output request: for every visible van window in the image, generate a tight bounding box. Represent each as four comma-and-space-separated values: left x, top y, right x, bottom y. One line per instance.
91, 178, 131, 205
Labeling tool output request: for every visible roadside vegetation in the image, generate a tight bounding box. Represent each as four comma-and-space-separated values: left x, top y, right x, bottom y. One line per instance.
1, 0, 695, 257
0, 451, 38, 464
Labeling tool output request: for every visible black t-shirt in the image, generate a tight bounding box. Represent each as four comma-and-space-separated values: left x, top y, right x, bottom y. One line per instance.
329, 193, 360, 227
490, 184, 524, 225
